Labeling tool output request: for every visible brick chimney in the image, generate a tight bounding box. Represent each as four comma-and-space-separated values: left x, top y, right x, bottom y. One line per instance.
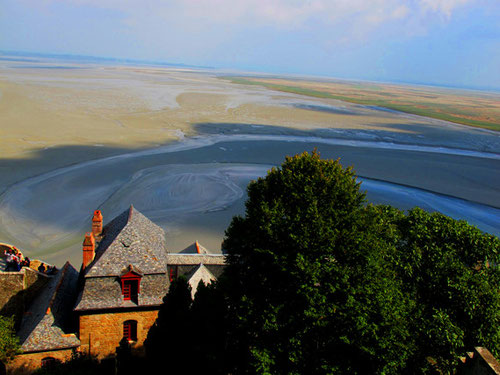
82, 232, 95, 270
92, 210, 103, 237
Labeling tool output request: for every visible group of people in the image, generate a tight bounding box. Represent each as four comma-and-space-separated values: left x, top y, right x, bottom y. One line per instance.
3, 247, 30, 272
37, 262, 58, 275
3, 246, 58, 275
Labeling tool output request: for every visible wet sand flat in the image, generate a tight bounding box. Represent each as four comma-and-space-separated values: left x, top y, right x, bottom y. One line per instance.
225, 76, 500, 131
0, 59, 499, 266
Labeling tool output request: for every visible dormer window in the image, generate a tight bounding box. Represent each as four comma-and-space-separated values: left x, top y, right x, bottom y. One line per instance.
120, 266, 142, 304
122, 279, 138, 301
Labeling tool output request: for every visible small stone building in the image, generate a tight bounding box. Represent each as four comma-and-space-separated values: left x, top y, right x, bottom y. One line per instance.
74, 206, 171, 358
8, 262, 80, 372
2, 205, 226, 372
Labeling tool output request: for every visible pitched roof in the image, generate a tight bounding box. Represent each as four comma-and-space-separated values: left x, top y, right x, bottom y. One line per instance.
186, 264, 216, 299
180, 241, 209, 254
17, 262, 80, 353
85, 206, 168, 277
73, 272, 168, 311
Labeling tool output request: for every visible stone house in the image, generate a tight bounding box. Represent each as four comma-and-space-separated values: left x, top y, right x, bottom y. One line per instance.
2, 205, 226, 372
8, 262, 80, 371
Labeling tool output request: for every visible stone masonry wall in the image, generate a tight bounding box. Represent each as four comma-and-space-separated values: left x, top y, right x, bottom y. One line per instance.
0, 269, 50, 327
7, 348, 76, 374
0, 272, 24, 312
79, 309, 159, 359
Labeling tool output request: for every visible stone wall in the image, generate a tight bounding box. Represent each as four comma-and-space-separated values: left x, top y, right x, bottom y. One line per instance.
7, 348, 76, 374
0, 269, 50, 327
78, 309, 159, 359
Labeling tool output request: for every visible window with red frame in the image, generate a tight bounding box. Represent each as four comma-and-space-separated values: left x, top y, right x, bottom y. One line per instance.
121, 270, 141, 304
122, 280, 138, 300
123, 320, 137, 342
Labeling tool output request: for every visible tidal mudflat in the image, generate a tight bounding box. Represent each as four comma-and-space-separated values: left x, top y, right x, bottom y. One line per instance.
0, 57, 499, 266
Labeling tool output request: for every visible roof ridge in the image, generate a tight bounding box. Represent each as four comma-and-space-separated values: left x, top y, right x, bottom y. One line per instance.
127, 204, 134, 222
47, 262, 71, 314
85, 206, 168, 277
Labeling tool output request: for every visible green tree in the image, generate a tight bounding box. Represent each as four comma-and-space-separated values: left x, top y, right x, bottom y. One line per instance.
220, 151, 500, 374
389, 207, 500, 373
190, 281, 227, 374
144, 276, 193, 372
0, 315, 21, 365
221, 151, 413, 374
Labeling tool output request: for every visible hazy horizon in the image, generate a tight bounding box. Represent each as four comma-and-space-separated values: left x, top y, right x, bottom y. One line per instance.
2, 49, 499, 93
1, 0, 499, 91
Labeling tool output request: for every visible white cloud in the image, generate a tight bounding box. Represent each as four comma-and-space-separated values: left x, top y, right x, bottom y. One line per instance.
20, 0, 478, 28
418, 0, 473, 18
12, 0, 482, 53
24, 0, 475, 25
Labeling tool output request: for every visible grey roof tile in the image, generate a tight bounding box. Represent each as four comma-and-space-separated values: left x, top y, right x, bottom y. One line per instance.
17, 262, 80, 353
75, 206, 170, 311
74, 274, 169, 311
180, 241, 209, 254
186, 264, 216, 298
166, 253, 226, 265
85, 206, 168, 277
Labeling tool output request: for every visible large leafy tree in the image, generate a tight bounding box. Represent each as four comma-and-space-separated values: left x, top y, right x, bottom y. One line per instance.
190, 281, 228, 374
390, 207, 500, 373
221, 151, 413, 374
144, 276, 193, 372
220, 150, 500, 374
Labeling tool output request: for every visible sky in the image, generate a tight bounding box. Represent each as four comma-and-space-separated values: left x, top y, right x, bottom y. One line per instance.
1, 0, 499, 90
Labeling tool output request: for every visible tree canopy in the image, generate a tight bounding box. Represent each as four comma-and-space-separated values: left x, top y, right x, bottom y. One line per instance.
219, 150, 500, 374
144, 276, 193, 372
0, 315, 21, 364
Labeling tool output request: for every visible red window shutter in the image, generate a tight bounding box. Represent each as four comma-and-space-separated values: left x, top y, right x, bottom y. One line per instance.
123, 281, 131, 300
123, 320, 137, 341
123, 322, 131, 340
121, 270, 141, 302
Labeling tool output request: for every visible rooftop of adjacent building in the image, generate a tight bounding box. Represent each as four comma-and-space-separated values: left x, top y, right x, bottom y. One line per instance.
16, 262, 80, 353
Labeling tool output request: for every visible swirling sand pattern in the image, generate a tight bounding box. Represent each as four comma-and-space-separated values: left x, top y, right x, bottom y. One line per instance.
0, 134, 498, 268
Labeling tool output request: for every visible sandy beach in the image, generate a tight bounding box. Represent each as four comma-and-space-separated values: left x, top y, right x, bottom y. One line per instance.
1, 58, 499, 266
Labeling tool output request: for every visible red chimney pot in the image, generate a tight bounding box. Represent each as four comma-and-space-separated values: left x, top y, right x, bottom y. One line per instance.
92, 210, 103, 237
82, 232, 96, 270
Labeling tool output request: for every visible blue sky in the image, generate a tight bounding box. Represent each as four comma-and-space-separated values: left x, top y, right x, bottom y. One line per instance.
1, 0, 499, 90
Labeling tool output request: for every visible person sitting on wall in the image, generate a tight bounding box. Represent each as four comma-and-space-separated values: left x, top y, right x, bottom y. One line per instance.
21, 257, 31, 268
38, 263, 46, 273
12, 247, 23, 262
4, 250, 15, 271
13, 255, 21, 272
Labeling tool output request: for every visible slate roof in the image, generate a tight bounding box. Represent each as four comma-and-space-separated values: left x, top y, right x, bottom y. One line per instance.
167, 253, 226, 266
17, 262, 80, 353
74, 273, 169, 311
180, 241, 210, 254
75, 206, 169, 311
186, 264, 216, 298
85, 206, 168, 277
